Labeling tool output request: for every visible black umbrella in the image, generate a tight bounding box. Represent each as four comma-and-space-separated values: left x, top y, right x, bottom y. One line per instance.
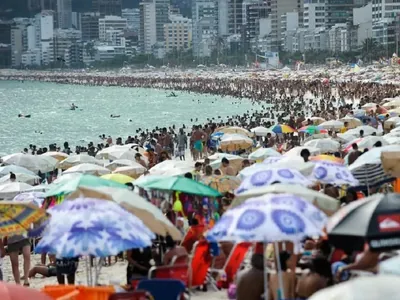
327, 193, 400, 252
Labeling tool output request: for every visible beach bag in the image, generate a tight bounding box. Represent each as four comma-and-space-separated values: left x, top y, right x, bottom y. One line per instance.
381, 151, 400, 177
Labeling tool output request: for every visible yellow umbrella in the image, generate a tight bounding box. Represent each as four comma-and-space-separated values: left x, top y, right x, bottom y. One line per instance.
0, 201, 46, 237
100, 173, 134, 184
216, 126, 252, 137
202, 175, 241, 193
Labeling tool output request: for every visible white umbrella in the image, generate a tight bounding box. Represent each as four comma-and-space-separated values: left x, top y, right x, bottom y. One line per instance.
309, 116, 326, 125
149, 160, 193, 175
1, 153, 57, 173
382, 136, 400, 145
41, 151, 69, 162
63, 163, 110, 176
249, 148, 281, 161
106, 159, 145, 170
0, 165, 37, 177
13, 192, 45, 207
345, 136, 388, 151
233, 183, 340, 214
112, 164, 147, 178
339, 116, 362, 128
336, 133, 357, 143
208, 153, 243, 161
284, 146, 321, 157
304, 139, 340, 153
24, 184, 50, 192
250, 126, 275, 137
379, 255, 400, 276
319, 120, 344, 130
382, 99, 400, 108
361, 102, 377, 109
0, 173, 40, 184
96, 145, 138, 160
219, 134, 253, 151
58, 154, 102, 169
309, 275, 400, 300
346, 125, 379, 137
0, 182, 33, 199
384, 117, 400, 129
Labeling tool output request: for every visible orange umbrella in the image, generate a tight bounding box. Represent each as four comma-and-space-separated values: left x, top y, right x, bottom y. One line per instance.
0, 282, 52, 300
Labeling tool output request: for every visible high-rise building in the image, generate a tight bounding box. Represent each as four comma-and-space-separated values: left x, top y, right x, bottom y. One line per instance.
81, 12, 100, 41
270, 0, 303, 51
325, 0, 368, 28
57, 0, 73, 28
35, 10, 55, 64
139, 0, 157, 53
52, 28, 82, 66
228, 0, 244, 35
92, 0, 122, 17
155, 0, 170, 42
11, 25, 26, 67
164, 14, 192, 52
372, 0, 400, 22
192, 0, 217, 57
98, 15, 127, 41
122, 8, 141, 32
304, 0, 325, 30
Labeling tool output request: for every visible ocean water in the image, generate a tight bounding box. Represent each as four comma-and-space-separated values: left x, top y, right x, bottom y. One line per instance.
0, 81, 258, 154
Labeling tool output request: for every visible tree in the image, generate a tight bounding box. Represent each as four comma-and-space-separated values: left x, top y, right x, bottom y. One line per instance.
361, 38, 383, 62
85, 42, 97, 59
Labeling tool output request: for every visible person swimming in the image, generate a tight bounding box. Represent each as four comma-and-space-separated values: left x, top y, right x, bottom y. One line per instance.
18, 114, 31, 118
70, 103, 78, 110
110, 114, 120, 118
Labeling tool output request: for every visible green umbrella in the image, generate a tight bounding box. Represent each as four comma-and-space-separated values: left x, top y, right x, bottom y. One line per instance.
134, 175, 168, 188
142, 176, 222, 197
45, 174, 128, 198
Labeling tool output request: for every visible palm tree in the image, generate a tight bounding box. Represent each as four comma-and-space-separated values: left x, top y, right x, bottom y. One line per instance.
361, 38, 382, 62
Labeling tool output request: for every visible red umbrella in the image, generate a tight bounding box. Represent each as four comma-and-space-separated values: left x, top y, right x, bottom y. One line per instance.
0, 282, 52, 300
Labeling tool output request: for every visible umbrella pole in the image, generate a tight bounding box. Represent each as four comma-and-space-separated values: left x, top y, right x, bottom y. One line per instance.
274, 242, 286, 300
85, 256, 90, 286
263, 243, 269, 300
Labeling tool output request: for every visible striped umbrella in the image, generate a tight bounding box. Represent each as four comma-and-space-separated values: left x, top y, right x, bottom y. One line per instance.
269, 124, 296, 134
348, 145, 400, 189
298, 125, 327, 135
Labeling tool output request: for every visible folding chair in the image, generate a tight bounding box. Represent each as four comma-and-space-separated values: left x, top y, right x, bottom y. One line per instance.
137, 279, 186, 300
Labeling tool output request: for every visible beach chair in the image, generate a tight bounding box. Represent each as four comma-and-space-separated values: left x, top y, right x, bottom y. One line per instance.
170, 254, 189, 265
137, 279, 186, 300
211, 242, 252, 289
148, 264, 189, 286
108, 290, 153, 300
188, 240, 212, 289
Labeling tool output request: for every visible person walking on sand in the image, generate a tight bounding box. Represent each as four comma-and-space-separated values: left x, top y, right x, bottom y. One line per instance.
6, 235, 31, 285
175, 128, 187, 161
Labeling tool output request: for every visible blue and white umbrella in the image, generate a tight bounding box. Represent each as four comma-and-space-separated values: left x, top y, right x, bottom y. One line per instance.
36, 198, 155, 257
206, 193, 327, 243
236, 168, 313, 195
311, 161, 359, 186
13, 192, 45, 207
349, 145, 400, 189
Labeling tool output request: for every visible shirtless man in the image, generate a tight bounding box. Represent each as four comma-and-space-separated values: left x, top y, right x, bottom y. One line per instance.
191, 126, 205, 161
220, 158, 235, 176
268, 251, 296, 300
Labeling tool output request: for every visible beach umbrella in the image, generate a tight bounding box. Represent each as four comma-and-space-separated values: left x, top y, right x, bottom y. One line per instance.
309, 276, 400, 300
236, 167, 313, 195
0, 201, 46, 237
353, 109, 366, 117
249, 148, 281, 161
384, 117, 400, 129
0, 281, 52, 300
379, 255, 400, 275
209, 154, 244, 171
100, 173, 133, 184
269, 124, 296, 134
96, 145, 138, 161
383, 136, 400, 145
388, 107, 400, 115
298, 125, 327, 135
232, 184, 339, 215
206, 193, 326, 243
318, 120, 344, 130
134, 175, 167, 188
382, 99, 400, 108
216, 126, 251, 137
0, 182, 33, 199
35, 198, 155, 257
1, 153, 57, 173
310, 154, 344, 165
106, 159, 146, 171
57, 154, 102, 169
13, 192, 45, 207
0, 173, 40, 184
66, 187, 181, 240
45, 174, 128, 198
348, 145, 400, 189
148, 160, 193, 176
343, 136, 388, 152
201, 175, 241, 193
284, 146, 321, 157
219, 134, 253, 151
141, 176, 221, 197
112, 165, 147, 178
327, 193, 400, 252
0, 165, 37, 177
361, 102, 377, 109
311, 160, 359, 186
346, 125, 379, 137
24, 184, 50, 193
338, 116, 362, 129
304, 139, 340, 153
41, 151, 69, 162
336, 132, 357, 143
250, 126, 275, 137
308, 117, 326, 125
63, 163, 110, 176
